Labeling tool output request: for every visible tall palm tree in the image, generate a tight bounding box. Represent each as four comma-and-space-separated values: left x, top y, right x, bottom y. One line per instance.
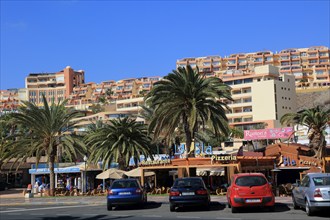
0, 114, 15, 168
145, 65, 232, 157
280, 105, 330, 160
4, 96, 85, 196
85, 117, 153, 169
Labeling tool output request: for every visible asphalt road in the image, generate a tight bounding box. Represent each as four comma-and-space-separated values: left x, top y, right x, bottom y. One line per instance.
0, 202, 329, 220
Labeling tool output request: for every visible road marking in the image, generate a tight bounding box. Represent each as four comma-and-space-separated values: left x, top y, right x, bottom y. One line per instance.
142, 215, 162, 218
216, 218, 242, 220
177, 217, 200, 219
0, 204, 98, 213
7, 208, 26, 210
56, 214, 71, 216
31, 214, 45, 216
83, 214, 99, 216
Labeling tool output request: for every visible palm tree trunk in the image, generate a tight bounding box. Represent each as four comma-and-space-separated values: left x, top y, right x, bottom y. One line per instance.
183, 118, 193, 157
49, 154, 55, 196
310, 131, 326, 161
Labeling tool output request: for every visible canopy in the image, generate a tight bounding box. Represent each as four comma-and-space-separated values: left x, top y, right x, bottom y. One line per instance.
196, 168, 225, 176
125, 167, 155, 177
96, 168, 125, 179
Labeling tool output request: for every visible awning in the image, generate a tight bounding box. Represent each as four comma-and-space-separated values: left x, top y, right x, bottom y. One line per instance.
125, 167, 155, 177
29, 166, 80, 174
96, 168, 125, 179
278, 167, 310, 170
196, 168, 225, 176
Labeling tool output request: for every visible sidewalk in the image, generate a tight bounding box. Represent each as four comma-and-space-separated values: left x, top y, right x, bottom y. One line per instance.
0, 188, 293, 207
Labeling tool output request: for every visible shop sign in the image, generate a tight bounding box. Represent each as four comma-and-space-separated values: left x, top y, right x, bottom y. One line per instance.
195, 143, 212, 156
299, 160, 318, 166
138, 154, 171, 166
211, 155, 237, 162
244, 127, 294, 140
175, 143, 213, 157
281, 156, 297, 166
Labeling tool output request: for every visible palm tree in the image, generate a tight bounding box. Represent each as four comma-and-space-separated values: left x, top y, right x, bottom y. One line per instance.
0, 114, 15, 168
280, 105, 330, 160
145, 65, 232, 157
4, 96, 85, 196
85, 117, 153, 169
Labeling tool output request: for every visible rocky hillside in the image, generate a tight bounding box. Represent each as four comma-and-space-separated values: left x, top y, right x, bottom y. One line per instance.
296, 88, 330, 111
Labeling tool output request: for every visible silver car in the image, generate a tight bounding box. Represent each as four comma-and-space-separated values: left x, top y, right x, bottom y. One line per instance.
292, 173, 330, 216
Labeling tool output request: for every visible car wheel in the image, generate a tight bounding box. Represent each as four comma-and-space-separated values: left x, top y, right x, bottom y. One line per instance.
268, 206, 275, 212
107, 203, 112, 211
292, 196, 299, 210
170, 203, 175, 212
231, 207, 238, 213
305, 200, 314, 216
204, 202, 211, 211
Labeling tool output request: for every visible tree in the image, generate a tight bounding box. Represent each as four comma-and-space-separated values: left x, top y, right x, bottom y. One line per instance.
280, 105, 330, 160
4, 96, 85, 196
85, 117, 153, 169
89, 103, 104, 114
0, 114, 15, 168
145, 65, 232, 157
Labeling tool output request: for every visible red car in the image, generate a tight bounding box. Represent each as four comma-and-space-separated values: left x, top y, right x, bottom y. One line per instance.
226, 173, 275, 213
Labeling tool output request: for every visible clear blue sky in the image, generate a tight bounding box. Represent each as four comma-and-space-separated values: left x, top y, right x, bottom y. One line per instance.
1, 0, 329, 90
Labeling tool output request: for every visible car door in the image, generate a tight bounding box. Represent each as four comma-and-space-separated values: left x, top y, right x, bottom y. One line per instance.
295, 175, 310, 205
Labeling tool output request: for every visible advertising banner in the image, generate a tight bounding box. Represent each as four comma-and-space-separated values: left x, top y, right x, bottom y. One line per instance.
244, 127, 294, 140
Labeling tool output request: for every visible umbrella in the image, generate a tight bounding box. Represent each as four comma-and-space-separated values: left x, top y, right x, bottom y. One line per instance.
96, 168, 125, 180
124, 167, 155, 177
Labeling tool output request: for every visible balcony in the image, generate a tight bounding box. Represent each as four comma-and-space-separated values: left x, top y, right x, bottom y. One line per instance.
280, 56, 290, 60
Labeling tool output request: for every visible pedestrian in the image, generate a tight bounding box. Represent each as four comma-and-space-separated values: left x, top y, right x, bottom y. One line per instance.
34, 181, 39, 193
26, 183, 32, 193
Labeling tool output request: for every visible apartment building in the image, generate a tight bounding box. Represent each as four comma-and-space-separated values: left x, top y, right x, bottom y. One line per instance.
176, 46, 330, 89
223, 65, 296, 131
67, 76, 162, 111
25, 66, 85, 105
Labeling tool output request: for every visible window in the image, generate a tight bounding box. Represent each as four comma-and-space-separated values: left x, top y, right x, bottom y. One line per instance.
313, 176, 330, 186
235, 176, 267, 187
301, 176, 310, 187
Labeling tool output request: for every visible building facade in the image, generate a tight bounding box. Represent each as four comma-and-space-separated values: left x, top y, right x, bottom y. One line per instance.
176, 46, 330, 90
224, 65, 297, 131
25, 66, 85, 105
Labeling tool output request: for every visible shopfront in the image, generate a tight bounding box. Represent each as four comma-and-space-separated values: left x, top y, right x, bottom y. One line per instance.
137, 155, 276, 187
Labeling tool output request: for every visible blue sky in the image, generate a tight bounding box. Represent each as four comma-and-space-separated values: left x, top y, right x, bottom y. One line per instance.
1, 0, 329, 90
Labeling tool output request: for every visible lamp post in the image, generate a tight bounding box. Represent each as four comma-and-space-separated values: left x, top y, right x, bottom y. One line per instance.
83, 155, 88, 193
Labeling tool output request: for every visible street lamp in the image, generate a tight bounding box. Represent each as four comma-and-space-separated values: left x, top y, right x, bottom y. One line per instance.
83, 155, 88, 193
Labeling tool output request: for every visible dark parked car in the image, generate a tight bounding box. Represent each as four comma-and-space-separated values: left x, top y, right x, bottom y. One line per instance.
169, 177, 210, 212
0, 182, 11, 191
292, 173, 330, 216
106, 179, 147, 211
226, 173, 275, 213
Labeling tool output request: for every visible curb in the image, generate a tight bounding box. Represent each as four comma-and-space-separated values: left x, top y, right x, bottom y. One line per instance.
0, 198, 293, 207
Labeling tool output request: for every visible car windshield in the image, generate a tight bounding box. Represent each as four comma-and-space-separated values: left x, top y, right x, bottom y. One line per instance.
313, 176, 330, 186
235, 176, 267, 187
173, 179, 203, 188
112, 181, 138, 189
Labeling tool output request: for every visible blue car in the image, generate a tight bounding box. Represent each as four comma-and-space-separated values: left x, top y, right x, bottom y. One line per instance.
107, 179, 147, 211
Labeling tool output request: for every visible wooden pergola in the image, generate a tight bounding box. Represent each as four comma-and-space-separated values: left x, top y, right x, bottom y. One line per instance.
138, 156, 276, 186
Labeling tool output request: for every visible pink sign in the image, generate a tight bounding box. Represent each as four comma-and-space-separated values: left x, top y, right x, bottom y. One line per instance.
244, 127, 294, 140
